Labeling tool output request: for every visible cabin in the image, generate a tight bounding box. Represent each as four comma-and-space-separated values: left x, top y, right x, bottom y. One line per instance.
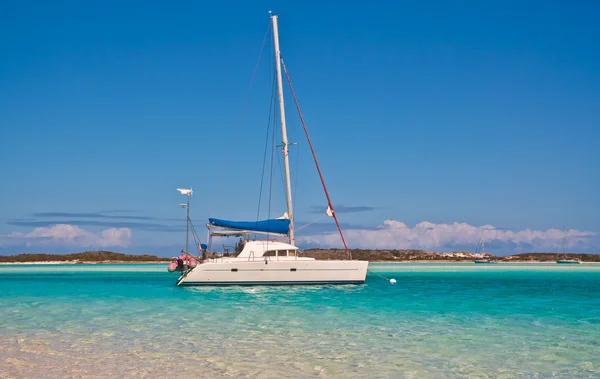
236, 240, 300, 259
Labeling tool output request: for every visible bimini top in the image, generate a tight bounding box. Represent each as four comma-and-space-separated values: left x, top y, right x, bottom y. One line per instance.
208, 217, 290, 235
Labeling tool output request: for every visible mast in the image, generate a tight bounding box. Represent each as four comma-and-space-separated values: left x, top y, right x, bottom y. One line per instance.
482, 231, 485, 256
563, 225, 567, 257
271, 14, 295, 245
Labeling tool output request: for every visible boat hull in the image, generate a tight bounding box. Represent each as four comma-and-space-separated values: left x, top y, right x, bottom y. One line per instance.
177, 259, 369, 286
556, 260, 581, 264
474, 260, 498, 264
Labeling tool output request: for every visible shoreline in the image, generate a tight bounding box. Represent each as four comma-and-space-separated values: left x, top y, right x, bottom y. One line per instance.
1, 260, 598, 265
371, 260, 600, 263
371, 260, 600, 264
0, 261, 169, 265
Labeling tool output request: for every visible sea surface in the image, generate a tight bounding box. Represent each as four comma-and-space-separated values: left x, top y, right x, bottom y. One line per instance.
1, 263, 599, 378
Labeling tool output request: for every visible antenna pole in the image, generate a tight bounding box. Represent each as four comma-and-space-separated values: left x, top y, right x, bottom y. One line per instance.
271, 14, 295, 245
186, 194, 190, 254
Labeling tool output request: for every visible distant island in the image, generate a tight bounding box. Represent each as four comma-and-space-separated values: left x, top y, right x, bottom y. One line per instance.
0, 249, 598, 263
302, 249, 600, 262
0, 251, 171, 264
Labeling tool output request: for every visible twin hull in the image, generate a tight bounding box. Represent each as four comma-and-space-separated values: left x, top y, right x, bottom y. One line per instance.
177, 259, 369, 286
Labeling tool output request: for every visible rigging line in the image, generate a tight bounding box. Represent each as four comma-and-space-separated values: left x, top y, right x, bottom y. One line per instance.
189, 218, 202, 245
295, 214, 327, 232
367, 269, 394, 283
266, 87, 277, 246
475, 230, 484, 254
191, 221, 202, 246
280, 58, 351, 259
293, 133, 301, 212
271, 99, 287, 199
256, 73, 277, 221
209, 21, 271, 217
187, 218, 203, 257
272, 88, 280, 218
275, 132, 288, 198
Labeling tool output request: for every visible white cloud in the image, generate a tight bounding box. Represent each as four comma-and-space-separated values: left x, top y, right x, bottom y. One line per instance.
1, 224, 132, 248
298, 220, 598, 252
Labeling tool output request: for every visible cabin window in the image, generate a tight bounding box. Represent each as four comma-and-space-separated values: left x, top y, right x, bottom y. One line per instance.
290, 268, 297, 272
231, 268, 238, 272
263, 249, 296, 257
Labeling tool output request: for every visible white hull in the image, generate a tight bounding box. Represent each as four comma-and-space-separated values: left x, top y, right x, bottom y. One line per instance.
177, 258, 368, 286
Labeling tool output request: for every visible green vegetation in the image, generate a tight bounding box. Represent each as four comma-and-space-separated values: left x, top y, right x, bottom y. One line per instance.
1, 249, 598, 263
0, 251, 171, 263
302, 248, 474, 261
504, 252, 600, 262
302, 249, 600, 262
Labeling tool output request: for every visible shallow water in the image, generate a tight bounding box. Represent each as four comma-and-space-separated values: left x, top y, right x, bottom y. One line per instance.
1, 263, 599, 378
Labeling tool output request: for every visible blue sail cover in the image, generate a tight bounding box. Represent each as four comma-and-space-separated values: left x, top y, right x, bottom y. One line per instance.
208, 218, 290, 235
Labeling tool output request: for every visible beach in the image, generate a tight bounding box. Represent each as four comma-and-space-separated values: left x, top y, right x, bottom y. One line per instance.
1, 263, 599, 378
0, 261, 168, 265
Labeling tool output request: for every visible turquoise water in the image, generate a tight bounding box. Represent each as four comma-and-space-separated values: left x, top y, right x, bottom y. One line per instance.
1, 264, 599, 378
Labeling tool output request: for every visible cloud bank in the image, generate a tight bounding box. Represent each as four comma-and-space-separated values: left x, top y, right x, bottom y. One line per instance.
8, 210, 189, 232
33, 212, 154, 220
1, 224, 132, 248
9, 219, 179, 232
2, 220, 597, 255
298, 220, 598, 253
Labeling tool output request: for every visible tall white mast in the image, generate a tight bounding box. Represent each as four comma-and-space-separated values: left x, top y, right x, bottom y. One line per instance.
186, 194, 190, 253
482, 231, 485, 256
563, 225, 567, 256
271, 14, 295, 245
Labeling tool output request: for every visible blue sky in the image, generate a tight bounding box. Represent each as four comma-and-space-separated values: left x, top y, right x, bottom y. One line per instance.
1, 0, 599, 256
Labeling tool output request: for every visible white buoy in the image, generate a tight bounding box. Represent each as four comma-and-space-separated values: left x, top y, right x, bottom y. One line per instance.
390, 278, 397, 284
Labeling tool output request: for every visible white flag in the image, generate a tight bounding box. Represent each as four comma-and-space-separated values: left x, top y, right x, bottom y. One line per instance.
326, 206, 334, 217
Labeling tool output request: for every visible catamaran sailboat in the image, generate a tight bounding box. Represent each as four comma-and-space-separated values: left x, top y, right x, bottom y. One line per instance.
473, 230, 498, 264
556, 226, 581, 264
173, 14, 368, 286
